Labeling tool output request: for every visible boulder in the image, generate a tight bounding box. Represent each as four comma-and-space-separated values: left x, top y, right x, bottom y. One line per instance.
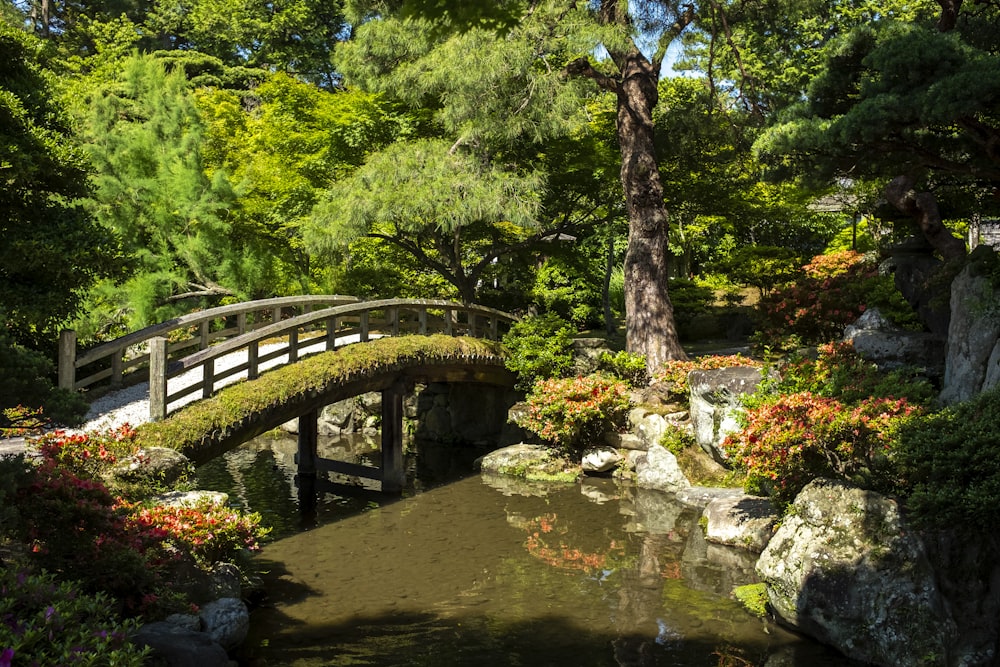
940, 246, 1000, 404
627, 407, 671, 449
581, 446, 622, 474
604, 431, 646, 451
756, 479, 954, 666
843, 307, 944, 380
701, 495, 777, 553
476, 444, 578, 483
133, 621, 230, 667
199, 598, 249, 653
111, 447, 192, 486
153, 490, 229, 508
571, 337, 612, 376
688, 367, 763, 464
635, 443, 690, 493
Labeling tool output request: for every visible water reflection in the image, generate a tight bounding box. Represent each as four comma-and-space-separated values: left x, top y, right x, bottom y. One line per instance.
197, 435, 856, 666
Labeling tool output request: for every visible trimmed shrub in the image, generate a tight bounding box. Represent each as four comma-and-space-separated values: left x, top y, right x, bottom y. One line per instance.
894, 387, 1000, 530
521, 374, 631, 452
501, 312, 575, 390
598, 350, 649, 387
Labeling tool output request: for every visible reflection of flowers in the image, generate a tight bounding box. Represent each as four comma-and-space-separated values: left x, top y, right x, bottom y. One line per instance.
522, 513, 625, 575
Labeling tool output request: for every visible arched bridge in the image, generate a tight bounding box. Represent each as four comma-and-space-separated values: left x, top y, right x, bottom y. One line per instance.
58, 297, 519, 492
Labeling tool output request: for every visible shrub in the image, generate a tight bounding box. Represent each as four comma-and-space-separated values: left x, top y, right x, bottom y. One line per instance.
894, 387, 1000, 530
0, 332, 88, 430
753, 250, 920, 350
723, 391, 920, 508
0, 569, 148, 666
33, 425, 139, 481
502, 312, 575, 390
598, 350, 649, 387
659, 424, 695, 456
521, 374, 631, 452
654, 354, 763, 403
754, 341, 934, 406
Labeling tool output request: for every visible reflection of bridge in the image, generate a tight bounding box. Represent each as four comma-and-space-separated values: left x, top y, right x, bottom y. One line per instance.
60, 296, 518, 492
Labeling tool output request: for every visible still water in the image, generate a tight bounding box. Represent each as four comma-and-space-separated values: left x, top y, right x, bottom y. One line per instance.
197, 435, 856, 666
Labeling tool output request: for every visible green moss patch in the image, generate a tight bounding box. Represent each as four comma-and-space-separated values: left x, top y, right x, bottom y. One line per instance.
733, 583, 769, 617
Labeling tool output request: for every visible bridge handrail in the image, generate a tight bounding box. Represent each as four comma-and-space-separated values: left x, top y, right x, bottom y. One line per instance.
148, 298, 518, 420
58, 295, 360, 392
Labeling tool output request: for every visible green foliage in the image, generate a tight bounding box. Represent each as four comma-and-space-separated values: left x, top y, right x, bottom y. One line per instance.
598, 350, 649, 388
0, 569, 148, 666
659, 424, 696, 456
724, 392, 920, 508
721, 245, 802, 298
754, 341, 934, 406
894, 388, 1000, 530
654, 354, 763, 403
665, 279, 715, 332
0, 329, 88, 431
521, 374, 631, 453
0, 25, 123, 345
501, 313, 575, 391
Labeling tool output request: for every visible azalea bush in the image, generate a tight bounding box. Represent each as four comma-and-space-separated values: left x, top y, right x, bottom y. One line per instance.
522, 374, 630, 452
0, 569, 148, 666
756, 341, 934, 406
723, 392, 920, 507
753, 250, 919, 350
654, 354, 763, 403
2, 429, 269, 618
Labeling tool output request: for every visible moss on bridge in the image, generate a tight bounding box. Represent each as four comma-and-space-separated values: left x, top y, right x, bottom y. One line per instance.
134, 334, 508, 459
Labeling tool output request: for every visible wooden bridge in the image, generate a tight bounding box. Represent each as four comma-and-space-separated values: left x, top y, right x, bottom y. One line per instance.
59, 296, 519, 492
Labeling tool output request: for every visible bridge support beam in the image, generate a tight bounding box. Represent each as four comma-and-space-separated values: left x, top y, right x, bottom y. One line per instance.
381, 382, 406, 494
297, 409, 319, 478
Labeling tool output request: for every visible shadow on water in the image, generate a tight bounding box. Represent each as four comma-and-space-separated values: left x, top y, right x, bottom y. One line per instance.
198, 434, 861, 667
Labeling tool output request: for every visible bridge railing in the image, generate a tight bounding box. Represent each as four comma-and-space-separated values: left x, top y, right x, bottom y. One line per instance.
145, 298, 517, 420
58, 295, 360, 393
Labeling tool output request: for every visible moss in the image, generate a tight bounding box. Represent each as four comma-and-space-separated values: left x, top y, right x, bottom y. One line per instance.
135, 335, 505, 454
732, 583, 769, 617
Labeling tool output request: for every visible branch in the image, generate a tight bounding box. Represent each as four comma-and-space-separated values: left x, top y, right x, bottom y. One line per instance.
161, 282, 235, 304
565, 57, 619, 92
884, 175, 966, 261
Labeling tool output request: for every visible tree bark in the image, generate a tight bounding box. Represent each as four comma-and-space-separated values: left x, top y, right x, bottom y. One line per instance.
884, 175, 967, 261
616, 50, 687, 370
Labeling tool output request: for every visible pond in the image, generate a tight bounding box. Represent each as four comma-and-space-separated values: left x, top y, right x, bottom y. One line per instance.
196, 434, 856, 666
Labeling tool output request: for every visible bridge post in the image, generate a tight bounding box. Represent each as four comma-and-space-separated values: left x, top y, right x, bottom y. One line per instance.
149, 336, 168, 421
381, 381, 406, 494
58, 330, 76, 391
297, 408, 318, 477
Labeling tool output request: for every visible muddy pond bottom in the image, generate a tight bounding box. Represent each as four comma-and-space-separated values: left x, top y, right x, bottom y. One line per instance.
197, 435, 855, 666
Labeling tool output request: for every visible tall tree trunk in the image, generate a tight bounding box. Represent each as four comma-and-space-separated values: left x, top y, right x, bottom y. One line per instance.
616, 51, 687, 371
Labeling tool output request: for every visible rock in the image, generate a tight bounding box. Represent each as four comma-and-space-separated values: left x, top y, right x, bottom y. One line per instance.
581, 446, 622, 474
111, 447, 192, 486
635, 443, 690, 493
476, 443, 578, 483
688, 367, 763, 464
756, 478, 954, 666
627, 407, 670, 448
701, 495, 777, 553
209, 562, 242, 599
604, 431, 646, 451
940, 246, 1000, 404
674, 486, 744, 509
318, 399, 356, 434
843, 307, 944, 380
199, 598, 249, 653
153, 490, 229, 507
624, 487, 688, 534
572, 337, 612, 375
629, 382, 680, 407
164, 613, 201, 632
133, 621, 230, 667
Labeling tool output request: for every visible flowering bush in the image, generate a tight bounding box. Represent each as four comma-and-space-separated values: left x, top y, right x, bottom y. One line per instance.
654, 354, 762, 403
723, 391, 920, 507
34, 425, 139, 480
522, 374, 630, 451
754, 250, 920, 351
766, 341, 934, 405
122, 500, 268, 568
0, 569, 148, 666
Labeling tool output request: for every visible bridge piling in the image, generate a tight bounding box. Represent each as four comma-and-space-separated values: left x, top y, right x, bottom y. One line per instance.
381, 381, 406, 494
297, 409, 319, 478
